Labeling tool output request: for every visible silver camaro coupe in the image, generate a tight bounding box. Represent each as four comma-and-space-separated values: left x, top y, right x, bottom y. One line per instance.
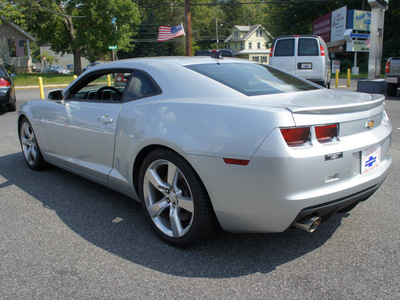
18, 57, 392, 247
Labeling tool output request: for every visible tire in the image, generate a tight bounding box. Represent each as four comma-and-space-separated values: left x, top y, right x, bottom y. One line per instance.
7, 101, 16, 111
387, 83, 398, 97
19, 117, 47, 170
139, 149, 217, 247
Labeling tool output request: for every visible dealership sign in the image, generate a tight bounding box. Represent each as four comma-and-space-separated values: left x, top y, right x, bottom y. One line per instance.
331, 6, 347, 42
313, 13, 331, 42
347, 10, 372, 32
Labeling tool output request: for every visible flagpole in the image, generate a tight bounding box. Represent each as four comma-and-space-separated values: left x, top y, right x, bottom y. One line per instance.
185, 0, 192, 56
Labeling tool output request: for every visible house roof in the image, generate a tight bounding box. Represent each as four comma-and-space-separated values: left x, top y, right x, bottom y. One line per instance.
0, 17, 36, 42
224, 24, 273, 43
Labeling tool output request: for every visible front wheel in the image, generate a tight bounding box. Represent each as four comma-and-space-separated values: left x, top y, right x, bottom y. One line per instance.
19, 117, 47, 170
139, 149, 217, 247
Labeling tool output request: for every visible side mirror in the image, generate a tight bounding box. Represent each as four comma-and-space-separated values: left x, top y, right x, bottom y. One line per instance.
47, 89, 64, 100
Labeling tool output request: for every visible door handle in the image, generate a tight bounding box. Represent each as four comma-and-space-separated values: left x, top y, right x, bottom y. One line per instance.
99, 116, 113, 123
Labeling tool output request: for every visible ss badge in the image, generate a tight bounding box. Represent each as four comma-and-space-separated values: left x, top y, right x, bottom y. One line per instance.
325, 152, 343, 161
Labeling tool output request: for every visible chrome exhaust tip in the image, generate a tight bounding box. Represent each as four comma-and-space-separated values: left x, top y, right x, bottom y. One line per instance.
294, 216, 321, 233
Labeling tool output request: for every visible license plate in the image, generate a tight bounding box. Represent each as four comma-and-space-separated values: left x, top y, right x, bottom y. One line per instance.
386, 77, 398, 84
300, 63, 312, 69
361, 146, 381, 174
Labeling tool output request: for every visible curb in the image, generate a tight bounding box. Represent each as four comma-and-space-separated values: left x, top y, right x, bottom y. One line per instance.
15, 84, 69, 90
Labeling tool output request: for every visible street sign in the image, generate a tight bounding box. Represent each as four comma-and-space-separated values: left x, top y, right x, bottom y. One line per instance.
350, 33, 370, 39
108, 46, 118, 50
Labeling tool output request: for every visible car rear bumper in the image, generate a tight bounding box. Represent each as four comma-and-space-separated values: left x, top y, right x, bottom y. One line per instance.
0, 88, 12, 105
385, 76, 399, 84
292, 178, 385, 224
188, 120, 392, 233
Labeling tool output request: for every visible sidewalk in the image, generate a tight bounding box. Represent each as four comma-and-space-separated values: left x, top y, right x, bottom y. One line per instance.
331, 78, 363, 92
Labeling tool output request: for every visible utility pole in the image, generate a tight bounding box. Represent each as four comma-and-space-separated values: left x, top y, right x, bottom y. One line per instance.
367, 0, 388, 80
216, 18, 219, 49
185, 0, 192, 56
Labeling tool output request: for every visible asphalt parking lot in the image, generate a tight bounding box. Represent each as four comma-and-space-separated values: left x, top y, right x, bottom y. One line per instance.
1, 84, 399, 299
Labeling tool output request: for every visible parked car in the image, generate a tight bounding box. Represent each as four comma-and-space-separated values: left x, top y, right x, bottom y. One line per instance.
385, 57, 400, 97
269, 35, 331, 88
82, 61, 102, 72
195, 49, 235, 57
18, 57, 392, 247
0, 65, 16, 111
42, 65, 71, 75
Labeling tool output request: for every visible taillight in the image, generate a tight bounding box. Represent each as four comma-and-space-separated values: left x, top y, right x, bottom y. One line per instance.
280, 127, 310, 147
320, 45, 325, 56
315, 124, 338, 143
0, 78, 10, 87
385, 60, 390, 74
269, 46, 274, 57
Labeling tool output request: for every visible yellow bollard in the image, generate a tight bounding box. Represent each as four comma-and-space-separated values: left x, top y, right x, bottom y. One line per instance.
347, 69, 351, 88
335, 69, 339, 88
107, 74, 111, 86
38, 77, 45, 99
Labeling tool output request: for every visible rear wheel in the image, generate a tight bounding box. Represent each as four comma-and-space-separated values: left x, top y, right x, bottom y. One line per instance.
7, 101, 16, 111
139, 149, 216, 247
387, 83, 398, 97
19, 117, 47, 170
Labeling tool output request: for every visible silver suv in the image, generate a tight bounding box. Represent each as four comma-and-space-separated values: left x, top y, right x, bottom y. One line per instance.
269, 35, 331, 88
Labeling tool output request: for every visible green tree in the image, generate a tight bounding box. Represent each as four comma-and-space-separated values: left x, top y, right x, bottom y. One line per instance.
14, 0, 140, 74
383, 1, 400, 58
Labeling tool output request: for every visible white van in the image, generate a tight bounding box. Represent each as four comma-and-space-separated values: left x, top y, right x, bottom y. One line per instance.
269, 35, 331, 88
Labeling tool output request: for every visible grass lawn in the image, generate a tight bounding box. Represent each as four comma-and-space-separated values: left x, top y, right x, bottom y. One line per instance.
13, 73, 76, 86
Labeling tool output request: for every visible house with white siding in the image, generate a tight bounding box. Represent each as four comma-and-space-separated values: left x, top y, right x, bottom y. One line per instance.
224, 24, 273, 63
0, 17, 35, 73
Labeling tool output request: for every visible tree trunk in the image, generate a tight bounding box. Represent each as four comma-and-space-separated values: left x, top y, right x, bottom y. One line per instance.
60, 6, 82, 75
73, 48, 82, 75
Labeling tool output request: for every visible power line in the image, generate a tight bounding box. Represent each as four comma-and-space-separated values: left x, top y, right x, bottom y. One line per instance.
26, 0, 87, 18
140, 0, 347, 8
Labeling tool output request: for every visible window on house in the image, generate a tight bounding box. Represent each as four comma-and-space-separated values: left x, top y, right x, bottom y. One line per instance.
249, 42, 252, 49
241, 43, 244, 50
252, 56, 260, 62
8, 39, 26, 57
234, 31, 238, 38
257, 29, 263, 37
257, 42, 261, 49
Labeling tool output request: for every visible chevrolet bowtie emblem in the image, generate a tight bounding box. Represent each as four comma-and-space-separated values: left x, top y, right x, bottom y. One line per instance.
365, 120, 375, 129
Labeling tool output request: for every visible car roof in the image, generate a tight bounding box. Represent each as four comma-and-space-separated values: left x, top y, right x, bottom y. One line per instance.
90, 56, 251, 71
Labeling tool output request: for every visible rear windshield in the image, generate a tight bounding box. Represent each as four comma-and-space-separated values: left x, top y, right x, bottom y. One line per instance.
186, 63, 319, 96
298, 38, 319, 56
274, 39, 295, 57
0, 66, 6, 77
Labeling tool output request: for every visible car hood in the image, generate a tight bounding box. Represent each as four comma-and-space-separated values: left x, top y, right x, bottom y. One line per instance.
251, 89, 384, 115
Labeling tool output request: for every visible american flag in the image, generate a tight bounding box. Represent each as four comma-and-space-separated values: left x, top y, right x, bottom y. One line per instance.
365, 37, 370, 48
158, 24, 185, 42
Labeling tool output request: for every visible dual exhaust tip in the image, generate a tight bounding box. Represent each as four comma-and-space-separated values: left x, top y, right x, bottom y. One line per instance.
294, 216, 322, 233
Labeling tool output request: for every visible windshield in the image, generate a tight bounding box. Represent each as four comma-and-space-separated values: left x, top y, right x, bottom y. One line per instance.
186, 63, 319, 96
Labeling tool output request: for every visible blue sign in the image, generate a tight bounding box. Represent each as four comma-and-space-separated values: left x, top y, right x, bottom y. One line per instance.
365, 156, 377, 168
350, 33, 370, 39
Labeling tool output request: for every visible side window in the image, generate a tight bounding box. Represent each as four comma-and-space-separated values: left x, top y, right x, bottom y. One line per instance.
298, 38, 319, 56
69, 71, 131, 101
124, 70, 160, 101
274, 39, 295, 57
